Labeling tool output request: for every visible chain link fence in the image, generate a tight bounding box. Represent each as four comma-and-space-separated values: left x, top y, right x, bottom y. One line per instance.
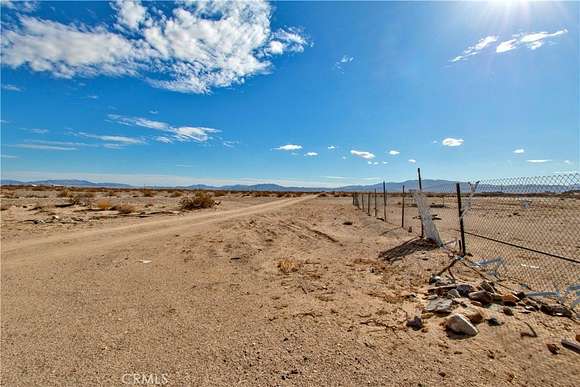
353, 172, 580, 304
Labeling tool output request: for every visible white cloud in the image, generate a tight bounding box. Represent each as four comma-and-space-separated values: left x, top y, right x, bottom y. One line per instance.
13, 143, 77, 151
526, 159, 551, 163
327, 145, 336, 150
442, 137, 464, 147
275, 144, 302, 151
1, 154, 18, 159
335, 55, 354, 71
1, 0, 37, 13
513, 148, 525, 154
388, 150, 400, 155
107, 113, 218, 142
408, 159, 417, 164
563, 160, 573, 165
1, 84, 22, 91
305, 152, 318, 157
78, 132, 145, 144
450, 35, 498, 62
112, 0, 147, 31
350, 150, 375, 160
496, 39, 518, 53
382, 161, 388, 164
1, 1, 309, 94
155, 136, 173, 144
149, 110, 159, 114
24, 128, 49, 134
497, 29, 568, 53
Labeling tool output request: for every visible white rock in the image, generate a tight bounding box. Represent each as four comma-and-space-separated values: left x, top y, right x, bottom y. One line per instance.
445, 313, 479, 336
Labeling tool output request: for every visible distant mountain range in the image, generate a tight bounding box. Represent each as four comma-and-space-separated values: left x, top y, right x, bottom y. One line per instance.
1, 178, 577, 193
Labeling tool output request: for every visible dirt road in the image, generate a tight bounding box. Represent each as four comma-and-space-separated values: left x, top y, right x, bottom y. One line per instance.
1, 197, 578, 386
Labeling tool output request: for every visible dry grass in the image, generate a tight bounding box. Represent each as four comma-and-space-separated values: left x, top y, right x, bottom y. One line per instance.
170, 191, 183, 198
68, 193, 93, 206
142, 190, 156, 197
113, 203, 136, 214
179, 192, 216, 211
96, 199, 113, 210
57, 189, 72, 198
277, 257, 302, 274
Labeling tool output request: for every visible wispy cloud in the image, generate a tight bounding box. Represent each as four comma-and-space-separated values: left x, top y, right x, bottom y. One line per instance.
275, 144, 302, 151
77, 132, 145, 145
22, 128, 49, 134
450, 35, 498, 62
1, 154, 18, 159
513, 148, 525, 154
305, 152, 318, 157
0, 1, 309, 94
12, 144, 77, 151
526, 159, 551, 163
1, 83, 22, 91
442, 138, 464, 147
107, 113, 218, 143
408, 159, 417, 164
451, 30, 567, 62
563, 160, 573, 165
335, 55, 354, 71
327, 145, 336, 150
350, 150, 375, 160
388, 150, 400, 155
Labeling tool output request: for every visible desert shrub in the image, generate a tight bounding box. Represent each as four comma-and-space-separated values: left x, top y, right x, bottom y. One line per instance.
179, 192, 216, 210
276, 192, 285, 198
277, 258, 301, 274
57, 189, 72, 198
96, 199, 112, 210
142, 189, 155, 197
318, 193, 328, 197
107, 190, 117, 197
68, 192, 94, 206
113, 203, 135, 214
170, 191, 183, 198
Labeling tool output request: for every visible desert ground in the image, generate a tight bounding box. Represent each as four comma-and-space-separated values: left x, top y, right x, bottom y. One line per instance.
1, 187, 579, 386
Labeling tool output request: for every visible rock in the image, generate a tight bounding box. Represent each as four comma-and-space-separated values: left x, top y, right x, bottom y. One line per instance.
540, 304, 573, 318
468, 290, 493, 305
425, 298, 455, 314
470, 300, 483, 307
546, 343, 559, 355
486, 316, 503, 326
429, 275, 441, 285
502, 307, 514, 316
445, 314, 478, 336
343, 221, 353, 225
51, 215, 60, 220
480, 281, 496, 293
456, 284, 476, 297
515, 291, 526, 300
562, 339, 580, 354
447, 289, 461, 299
463, 308, 484, 324
501, 293, 519, 306
523, 298, 539, 311
576, 333, 580, 343
406, 315, 423, 330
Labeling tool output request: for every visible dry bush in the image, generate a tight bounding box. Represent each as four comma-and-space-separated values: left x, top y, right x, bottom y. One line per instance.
170, 191, 183, 198
68, 192, 94, 206
213, 190, 226, 197
113, 203, 136, 214
57, 189, 72, 198
179, 192, 215, 210
96, 199, 113, 210
277, 258, 302, 274
318, 193, 328, 197
142, 189, 156, 197
107, 190, 118, 197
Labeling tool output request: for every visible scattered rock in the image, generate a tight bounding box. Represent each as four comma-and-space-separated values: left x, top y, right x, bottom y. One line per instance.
230, 256, 241, 260
429, 275, 442, 285
480, 281, 496, 293
447, 289, 461, 299
426, 298, 455, 314
546, 343, 559, 355
486, 316, 503, 326
541, 304, 573, 318
342, 221, 353, 225
470, 300, 483, 308
456, 284, 476, 297
501, 293, 519, 306
463, 308, 484, 324
523, 298, 539, 311
502, 307, 514, 316
561, 339, 580, 354
445, 314, 478, 336
406, 315, 423, 330
468, 290, 493, 305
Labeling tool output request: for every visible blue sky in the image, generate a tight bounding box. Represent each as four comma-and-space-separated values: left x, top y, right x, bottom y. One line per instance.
1, 0, 578, 187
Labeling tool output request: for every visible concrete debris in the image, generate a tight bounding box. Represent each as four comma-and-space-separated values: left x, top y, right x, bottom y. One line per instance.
445, 314, 478, 336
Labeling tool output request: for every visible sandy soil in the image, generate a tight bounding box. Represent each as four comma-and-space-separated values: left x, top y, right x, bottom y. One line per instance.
1, 193, 579, 386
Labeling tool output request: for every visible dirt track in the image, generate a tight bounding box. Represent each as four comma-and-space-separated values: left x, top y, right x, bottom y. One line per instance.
1, 196, 578, 386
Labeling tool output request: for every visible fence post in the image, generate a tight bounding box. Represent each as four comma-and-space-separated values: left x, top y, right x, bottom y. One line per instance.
367, 191, 371, 216
456, 183, 466, 256
418, 168, 424, 238
383, 181, 387, 222
401, 185, 405, 228
374, 189, 377, 217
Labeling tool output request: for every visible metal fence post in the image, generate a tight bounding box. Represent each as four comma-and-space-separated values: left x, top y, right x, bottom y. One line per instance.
382, 181, 387, 222
456, 182, 466, 256
401, 185, 405, 228
374, 189, 377, 217
367, 191, 371, 216
418, 168, 424, 238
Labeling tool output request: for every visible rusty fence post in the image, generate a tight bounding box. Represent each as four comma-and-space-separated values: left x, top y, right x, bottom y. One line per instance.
374, 189, 377, 217
401, 185, 405, 228
367, 191, 371, 216
418, 168, 424, 238
383, 181, 387, 222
